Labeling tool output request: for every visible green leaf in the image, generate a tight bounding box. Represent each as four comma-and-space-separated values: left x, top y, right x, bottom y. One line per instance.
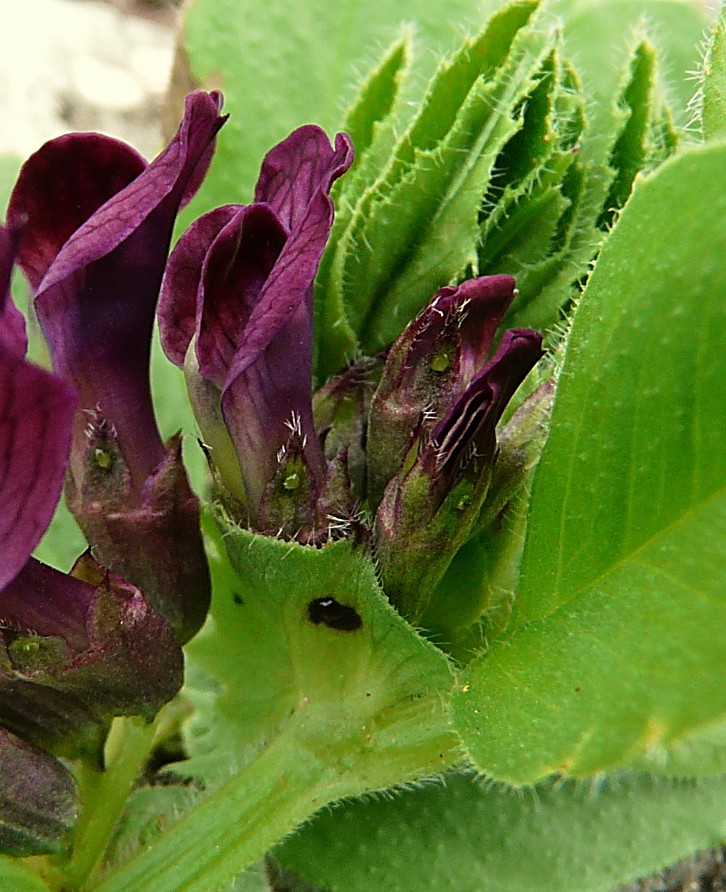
313, 35, 413, 378
185, 510, 456, 784
553, 0, 707, 131
702, 6, 726, 139
599, 39, 665, 227
453, 140, 726, 783
477, 53, 589, 333
339, 36, 410, 166
178, 0, 497, 217
100, 511, 456, 889
272, 770, 726, 892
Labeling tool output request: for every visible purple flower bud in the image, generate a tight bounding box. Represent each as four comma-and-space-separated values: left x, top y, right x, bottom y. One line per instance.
367, 275, 517, 506
372, 278, 544, 621
0, 555, 182, 761
159, 125, 353, 535
7, 91, 225, 641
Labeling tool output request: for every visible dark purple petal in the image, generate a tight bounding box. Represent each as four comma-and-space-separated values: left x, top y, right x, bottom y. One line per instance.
196, 204, 288, 387
7, 135, 146, 292
0, 346, 76, 591
219, 129, 353, 514
429, 328, 544, 494
24, 93, 224, 495
222, 293, 324, 516
0, 226, 26, 356
0, 728, 77, 857
29, 91, 226, 496
394, 275, 516, 387
255, 127, 354, 231
158, 204, 239, 368
0, 555, 183, 760
232, 128, 353, 374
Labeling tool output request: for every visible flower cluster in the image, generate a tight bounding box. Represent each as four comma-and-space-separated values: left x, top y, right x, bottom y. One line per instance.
0, 89, 544, 855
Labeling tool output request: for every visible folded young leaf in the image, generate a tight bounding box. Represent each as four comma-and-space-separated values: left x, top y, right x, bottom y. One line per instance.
177, 0, 492, 221
314, 35, 412, 380
701, 5, 726, 139
453, 141, 726, 783
477, 53, 588, 332
317, 0, 552, 377
598, 38, 676, 230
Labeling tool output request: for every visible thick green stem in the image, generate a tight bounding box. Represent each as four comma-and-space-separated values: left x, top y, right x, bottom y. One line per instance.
60, 717, 158, 891
96, 700, 457, 892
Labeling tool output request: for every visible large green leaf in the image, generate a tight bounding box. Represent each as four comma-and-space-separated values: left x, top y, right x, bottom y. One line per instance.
273, 770, 726, 892
454, 140, 726, 783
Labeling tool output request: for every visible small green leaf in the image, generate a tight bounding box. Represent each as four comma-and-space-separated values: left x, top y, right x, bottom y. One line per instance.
340, 36, 410, 165
553, 0, 707, 131
272, 770, 726, 892
702, 6, 726, 139
453, 141, 726, 783
599, 38, 674, 228
314, 35, 413, 377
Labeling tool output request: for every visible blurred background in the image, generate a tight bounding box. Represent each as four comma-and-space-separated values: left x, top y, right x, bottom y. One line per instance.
0, 0, 720, 162
0, 0, 181, 159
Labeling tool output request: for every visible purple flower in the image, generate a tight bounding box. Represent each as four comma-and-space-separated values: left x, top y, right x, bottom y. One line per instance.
370, 276, 544, 621
158, 125, 353, 536
7, 91, 226, 642
0, 230, 182, 855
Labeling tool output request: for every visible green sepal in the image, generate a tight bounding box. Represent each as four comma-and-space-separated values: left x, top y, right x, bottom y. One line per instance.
374, 457, 494, 624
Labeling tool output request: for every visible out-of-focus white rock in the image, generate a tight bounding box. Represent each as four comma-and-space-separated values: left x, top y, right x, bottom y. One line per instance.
0, 0, 175, 159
